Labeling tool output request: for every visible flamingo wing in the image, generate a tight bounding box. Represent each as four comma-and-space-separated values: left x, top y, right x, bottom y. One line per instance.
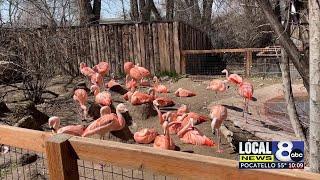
82, 115, 116, 137
57, 125, 85, 136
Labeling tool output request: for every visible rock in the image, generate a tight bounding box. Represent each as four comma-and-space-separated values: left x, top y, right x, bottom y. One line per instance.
0, 61, 29, 84
0, 101, 11, 114
14, 116, 40, 130
126, 103, 157, 120
8, 100, 48, 127
18, 153, 38, 166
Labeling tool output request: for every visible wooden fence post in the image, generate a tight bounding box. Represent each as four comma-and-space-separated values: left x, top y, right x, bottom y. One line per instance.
245, 50, 253, 77
45, 134, 79, 180
181, 54, 186, 74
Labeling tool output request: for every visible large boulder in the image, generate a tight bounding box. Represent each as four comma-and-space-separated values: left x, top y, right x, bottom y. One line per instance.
0, 61, 29, 84
14, 116, 40, 130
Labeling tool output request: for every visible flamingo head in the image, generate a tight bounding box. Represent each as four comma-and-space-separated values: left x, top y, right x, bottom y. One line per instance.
162, 120, 169, 135
190, 118, 195, 128
153, 100, 159, 107
221, 69, 228, 74
116, 103, 128, 113
90, 85, 99, 95
148, 88, 155, 95
48, 116, 60, 132
124, 62, 134, 73
100, 106, 111, 116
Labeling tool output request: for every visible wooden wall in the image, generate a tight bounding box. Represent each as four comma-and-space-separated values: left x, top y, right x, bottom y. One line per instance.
0, 22, 212, 75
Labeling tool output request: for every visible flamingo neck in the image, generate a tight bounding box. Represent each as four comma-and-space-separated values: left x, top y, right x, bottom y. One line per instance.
177, 120, 191, 138
225, 70, 229, 79
154, 105, 164, 124
116, 109, 126, 128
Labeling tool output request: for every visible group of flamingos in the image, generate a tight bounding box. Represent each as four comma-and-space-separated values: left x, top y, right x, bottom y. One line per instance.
47, 61, 253, 153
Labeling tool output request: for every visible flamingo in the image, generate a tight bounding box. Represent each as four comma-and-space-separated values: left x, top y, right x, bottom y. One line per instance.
124, 62, 135, 75
73, 89, 88, 120
48, 116, 85, 136
209, 105, 227, 153
221, 69, 243, 84
93, 61, 109, 77
153, 97, 175, 107
90, 85, 112, 107
153, 76, 169, 94
82, 103, 128, 139
90, 72, 104, 90
206, 79, 229, 97
177, 118, 214, 146
126, 89, 154, 105
179, 112, 209, 127
134, 128, 158, 144
106, 73, 121, 91
238, 81, 254, 122
153, 117, 177, 150
125, 75, 138, 92
80, 62, 95, 77
177, 104, 189, 116
174, 88, 196, 97
80, 62, 95, 83
135, 63, 150, 78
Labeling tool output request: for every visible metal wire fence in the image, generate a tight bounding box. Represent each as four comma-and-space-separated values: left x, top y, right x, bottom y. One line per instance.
0, 144, 178, 180
184, 52, 300, 79
0, 145, 48, 180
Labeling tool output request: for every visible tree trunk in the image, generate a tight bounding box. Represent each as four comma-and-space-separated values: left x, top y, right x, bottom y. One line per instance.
92, 0, 101, 23
166, 0, 174, 20
149, 0, 162, 20
309, 0, 320, 173
130, 0, 139, 21
78, 0, 101, 25
255, 0, 310, 92
280, 48, 309, 148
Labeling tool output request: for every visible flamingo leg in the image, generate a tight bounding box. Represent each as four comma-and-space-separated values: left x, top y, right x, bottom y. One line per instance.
245, 99, 248, 123
216, 128, 223, 153
242, 98, 246, 117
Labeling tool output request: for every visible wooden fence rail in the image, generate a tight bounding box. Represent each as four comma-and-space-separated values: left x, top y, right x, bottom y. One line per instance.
0, 125, 319, 180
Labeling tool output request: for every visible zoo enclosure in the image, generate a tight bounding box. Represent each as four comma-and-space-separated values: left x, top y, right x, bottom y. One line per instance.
181, 47, 300, 77
1, 125, 320, 180
0, 21, 211, 76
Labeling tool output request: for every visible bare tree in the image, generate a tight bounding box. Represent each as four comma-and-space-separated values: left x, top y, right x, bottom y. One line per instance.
166, 0, 174, 20
309, 0, 320, 173
255, 0, 310, 92
130, 0, 139, 21
78, 0, 101, 25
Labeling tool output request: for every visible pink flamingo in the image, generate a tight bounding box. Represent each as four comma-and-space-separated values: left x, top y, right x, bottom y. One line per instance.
238, 81, 254, 122
73, 89, 88, 120
125, 89, 154, 105
90, 85, 112, 107
93, 61, 109, 77
177, 104, 189, 116
153, 117, 177, 150
209, 105, 227, 153
174, 88, 196, 97
124, 62, 135, 75
177, 118, 214, 146
125, 75, 138, 92
80, 62, 95, 77
90, 72, 104, 90
153, 97, 175, 107
134, 128, 158, 144
179, 112, 208, 127
221, 69, 243, 84
106, 73, 121, 91
153, 76, 169, 94
135, 63, 150, 79
48, 116, 85, 136
206, 79, 229, 97
82, 103, 128, 139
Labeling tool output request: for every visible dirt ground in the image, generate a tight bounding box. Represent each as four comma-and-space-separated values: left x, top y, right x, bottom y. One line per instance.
1, 74, 309, 179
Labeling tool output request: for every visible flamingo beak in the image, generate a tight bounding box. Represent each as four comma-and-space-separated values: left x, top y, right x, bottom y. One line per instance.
49, 127, 55, 131
123, 108, 128, 112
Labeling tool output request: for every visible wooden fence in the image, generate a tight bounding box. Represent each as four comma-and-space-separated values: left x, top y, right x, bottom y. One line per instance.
0, 22, 211, 76
1, 125, 320, 180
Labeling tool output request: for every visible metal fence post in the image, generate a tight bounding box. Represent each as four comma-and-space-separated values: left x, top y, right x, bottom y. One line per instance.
45, 134, 79, 180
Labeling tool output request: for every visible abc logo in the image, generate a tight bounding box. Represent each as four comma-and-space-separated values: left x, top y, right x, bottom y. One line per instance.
275, 141, 304, 162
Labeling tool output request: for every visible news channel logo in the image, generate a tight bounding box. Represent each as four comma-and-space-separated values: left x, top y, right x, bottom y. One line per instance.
238, 141, 304, 169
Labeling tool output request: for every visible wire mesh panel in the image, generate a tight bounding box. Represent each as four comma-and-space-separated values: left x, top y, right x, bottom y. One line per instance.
185, 54, 226, 75
77, 160, 178, 180
0, 145, 48, 180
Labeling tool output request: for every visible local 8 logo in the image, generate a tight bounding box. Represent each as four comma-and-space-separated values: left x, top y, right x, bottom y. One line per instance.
275, 141, 304, 162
